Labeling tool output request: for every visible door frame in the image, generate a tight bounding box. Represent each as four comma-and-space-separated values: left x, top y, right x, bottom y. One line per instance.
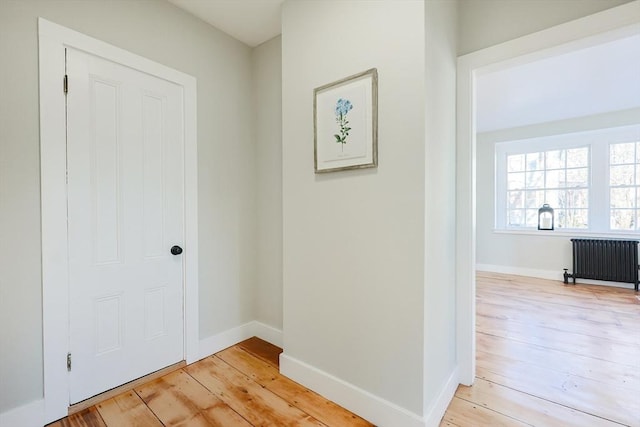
455, 2, 640, 386
38, 18, 199, 423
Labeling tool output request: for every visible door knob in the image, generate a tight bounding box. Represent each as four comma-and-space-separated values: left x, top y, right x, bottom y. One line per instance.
170, 245, 183, 255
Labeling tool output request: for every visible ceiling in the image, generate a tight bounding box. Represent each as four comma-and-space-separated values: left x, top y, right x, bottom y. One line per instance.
476, 33, 640, 133
167, 0, 285, 47
168, 1, 639, 132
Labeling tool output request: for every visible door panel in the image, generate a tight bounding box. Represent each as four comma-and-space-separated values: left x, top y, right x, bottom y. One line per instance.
92, 78, 121, 265
142, 93, 166, 259
67, 48, 185, 404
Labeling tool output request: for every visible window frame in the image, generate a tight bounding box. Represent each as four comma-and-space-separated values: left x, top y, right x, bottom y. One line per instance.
504, 146, 590, 229
495, 125, 640, 234
609, 140, 640, 231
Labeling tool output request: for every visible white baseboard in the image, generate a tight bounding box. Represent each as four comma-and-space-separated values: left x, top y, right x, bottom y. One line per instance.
570, 278, 635, 290
251, 321, 283, 347
198, 321, 283, 360
476, 263, 636, 290
0, 398, 45, 427
476, 263, 562, 281
280, 353, 425, 427
423, 368, 459, 427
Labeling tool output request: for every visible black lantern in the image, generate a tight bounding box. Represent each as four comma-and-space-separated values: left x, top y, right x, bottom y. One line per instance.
538, 204, 554, 230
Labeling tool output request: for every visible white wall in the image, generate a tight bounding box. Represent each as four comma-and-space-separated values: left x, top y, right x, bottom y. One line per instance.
281, 0, 427, 417
281, 2, 462, 423
423, 0, 458, 417
252, 36, 283, 329
0, 0, 255, 413
457, 0, 633, 55
476, 108, 640, 277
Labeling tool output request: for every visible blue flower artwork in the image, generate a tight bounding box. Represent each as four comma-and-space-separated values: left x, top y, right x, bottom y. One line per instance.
334, 98, 353, 150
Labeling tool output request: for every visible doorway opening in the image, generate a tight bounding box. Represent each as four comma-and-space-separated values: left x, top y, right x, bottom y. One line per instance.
456, 2, 640, 386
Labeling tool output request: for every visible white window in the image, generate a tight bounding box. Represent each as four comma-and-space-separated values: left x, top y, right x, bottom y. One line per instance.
610, 142, 640, 230
505, 147, 589, 229
495, 125, 640, 234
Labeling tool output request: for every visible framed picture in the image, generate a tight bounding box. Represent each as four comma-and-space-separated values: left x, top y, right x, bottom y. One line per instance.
314, 68, 378, 173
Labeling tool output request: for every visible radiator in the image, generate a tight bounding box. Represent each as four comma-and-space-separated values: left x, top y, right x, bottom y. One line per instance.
564, 239, 639, 290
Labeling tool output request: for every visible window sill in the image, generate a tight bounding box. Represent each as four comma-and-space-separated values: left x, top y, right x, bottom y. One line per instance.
492, 228, 640, 240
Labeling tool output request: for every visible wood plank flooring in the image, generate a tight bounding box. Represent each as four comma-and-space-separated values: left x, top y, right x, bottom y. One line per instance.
442, 272, 640, 427
48, 272, 640, 426
47, 337, 373, 427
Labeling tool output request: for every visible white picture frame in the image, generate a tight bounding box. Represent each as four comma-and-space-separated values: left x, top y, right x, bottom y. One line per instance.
314, 68, 378, 173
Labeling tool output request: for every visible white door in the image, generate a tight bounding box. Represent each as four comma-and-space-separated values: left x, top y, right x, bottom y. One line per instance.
66, 47, 185, 404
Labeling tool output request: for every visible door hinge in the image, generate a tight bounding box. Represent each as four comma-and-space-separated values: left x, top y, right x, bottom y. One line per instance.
63, 75, 68, 94
67, 352, 72, 371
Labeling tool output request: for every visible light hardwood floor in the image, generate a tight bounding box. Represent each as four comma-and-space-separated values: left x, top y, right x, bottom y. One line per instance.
47, 337, 373, 427
442, 272, 640, 427
48, 272, 639, 426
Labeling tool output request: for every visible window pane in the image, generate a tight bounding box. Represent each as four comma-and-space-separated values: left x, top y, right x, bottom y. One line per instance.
545, 190, 564, 209
508, 210, 524, 227
507, 154, 525, 172
611, 187, 635, 209
567, 189, 588, 209
508, 172, 525, 190
610, 142, 635, 165
567, 147, 588, 168
610, 164, 635, 186
609, 142, 640, 232
500, 144, 591, 230
525, 209, 538, 227
546, 170, 565, 188
525, 190, 545, 209
526, 171, 544, 189
556, 210, 566, 228
566, 209, 588, 229
611, 209, 635, 230
526, 152, 544, 171
546, 150, 565, 170
566, 168, 588, 187
508, 191, 524, 209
